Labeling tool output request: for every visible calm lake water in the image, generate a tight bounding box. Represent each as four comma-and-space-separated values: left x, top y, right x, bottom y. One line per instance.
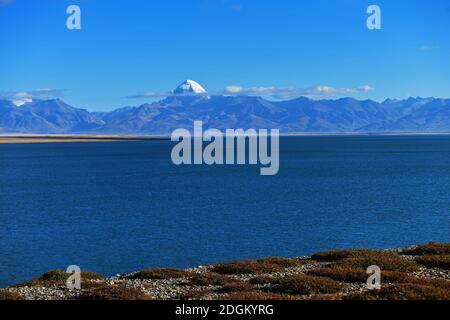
1, 136, 450, 287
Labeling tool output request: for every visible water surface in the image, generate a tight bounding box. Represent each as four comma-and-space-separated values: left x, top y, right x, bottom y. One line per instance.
1, 136, 449, 287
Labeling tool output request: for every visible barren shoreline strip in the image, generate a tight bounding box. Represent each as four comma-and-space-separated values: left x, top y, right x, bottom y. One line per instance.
0, 135, 170, 144
2, 132, 450, 144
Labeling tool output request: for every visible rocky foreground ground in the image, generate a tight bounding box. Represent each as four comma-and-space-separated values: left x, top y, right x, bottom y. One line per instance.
1, 242, 449, 300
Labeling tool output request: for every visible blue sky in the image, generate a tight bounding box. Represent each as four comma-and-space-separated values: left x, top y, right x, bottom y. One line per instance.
0, 0, 449, 111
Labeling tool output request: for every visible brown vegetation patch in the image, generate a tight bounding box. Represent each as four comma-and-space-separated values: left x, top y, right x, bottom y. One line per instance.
14, 270, 104, 288
0, 290, 24, 300
223, 291, 291, 300
306, 267, 448, 289
307, 267, 368, 283
188, 272, 230, 286
272, 274, 343, 295
78, 284, 153, 300
404, 277, 450, 290
220, 279, 254, 293
333, 253, 419, 272
212, 260, 278, 275
416, 255, 450, 270
345, 284, 450, 300
313, 249, 418, 271
404, 242, 450, 256
256, 257, 302, 268
249, 275, 278, 285
180, 289, 215, 300
79, 271, 104, 281
125, 268, 193, 280
311, 249, 365, 262
211, 258, 297, 275
381, 271, 414, 283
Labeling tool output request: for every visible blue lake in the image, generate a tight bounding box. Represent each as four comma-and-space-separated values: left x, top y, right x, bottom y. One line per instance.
1, 136, 449, 287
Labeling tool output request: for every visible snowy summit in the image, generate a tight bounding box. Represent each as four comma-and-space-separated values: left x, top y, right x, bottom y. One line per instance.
172, 80, 207, 95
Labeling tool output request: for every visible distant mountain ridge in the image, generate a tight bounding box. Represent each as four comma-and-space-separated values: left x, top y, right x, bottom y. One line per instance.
0, 98, 104, 134
1, 95, 450, 134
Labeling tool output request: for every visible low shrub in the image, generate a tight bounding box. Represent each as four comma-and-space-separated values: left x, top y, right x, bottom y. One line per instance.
333, 253, 419, 272
41, 270, 70, 282
345, 284, 450, 300
312, 249, 418, 271
180, 288, 215, 300
0, 290, 24, 300
308, 294, 342, 300
249, 275, 278, 285
311, 249, 370, 262
416, 255, 450, 270
273, 274, 343, 295
256, 257, 302, 268
404, 277, 450, 290
312, 249, 418, 272
307, 267, 368, 283
220, 279, 254, 293
223, 291, 290, 300
14, 270, 104, 288
307, 267, 419, 285
78, 284, 153, 300
78, 281, 105, 290
211, 260, 284, 275
189, 273, 231, 286
125, 268, 193, 280
211, 257, 301, 276
404, 242, 450, 256
380, 271, 412, 284
79, 271, 104, 280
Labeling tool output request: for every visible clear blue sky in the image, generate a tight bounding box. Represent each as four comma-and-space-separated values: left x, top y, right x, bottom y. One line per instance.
1, 0, 449, 111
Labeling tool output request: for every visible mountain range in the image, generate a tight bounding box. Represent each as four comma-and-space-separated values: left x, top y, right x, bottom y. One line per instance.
1, 81, 450, 134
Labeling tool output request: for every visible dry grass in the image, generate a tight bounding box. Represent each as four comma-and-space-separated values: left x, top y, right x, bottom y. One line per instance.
256, 257, 302, 268
311, 244, 450, 274
306, 267, 449, 289
220, 279, 255, 293
416, 255, 450, 270
0, 290, 24, 300
381, 271, 416, 284
332, 252, 419, 272
211, 258, 296, 275
404, 242, 450, 256
125, 268, 193, 280
40, 270, 71, 282
79, 271, 104, 280
189, 273, 255, 294
311, 249, 378, 262
14, 270, 104, 288
273, 274, 343, 295
312, 249, 418, 271
307, 267, 368, 283
180, 289, 215, 300
188, 272, 231, 286
77, 284, 154, 300
345, 284, 450, 300
249, 275, 278, 285
223, 291, 292, 300
212, 260, 278, 275
403, 277, 450, 290
312, 249, 419, 272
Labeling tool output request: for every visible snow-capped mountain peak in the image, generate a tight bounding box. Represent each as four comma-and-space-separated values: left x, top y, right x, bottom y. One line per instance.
13, 98, 33, 107
172, 80, 207, 95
